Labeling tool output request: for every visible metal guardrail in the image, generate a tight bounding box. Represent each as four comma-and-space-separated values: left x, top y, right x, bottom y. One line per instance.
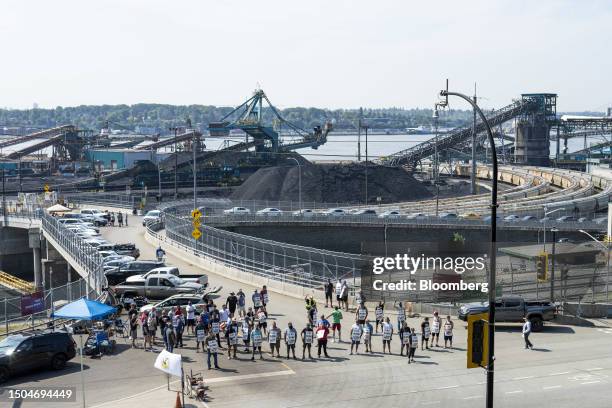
199, 212, 604, 232
64, 193, 143, 209
162, 213, 369, 291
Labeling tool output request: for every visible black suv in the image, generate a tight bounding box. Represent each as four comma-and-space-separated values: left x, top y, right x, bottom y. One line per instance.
105, 260, 165, 285
0, 331, 76, 383
113, 243, 140, 259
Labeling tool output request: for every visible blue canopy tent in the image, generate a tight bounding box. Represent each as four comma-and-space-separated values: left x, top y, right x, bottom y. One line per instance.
53, 298, 116, 408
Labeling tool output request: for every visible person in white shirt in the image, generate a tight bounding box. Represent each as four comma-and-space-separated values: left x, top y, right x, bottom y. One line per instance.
349, 320, 362, 355
431, 311, 441, 347
522, 317, 533, 349
186, 301, 196, 335
335, 281, 343, 308
219, 304, 230, 323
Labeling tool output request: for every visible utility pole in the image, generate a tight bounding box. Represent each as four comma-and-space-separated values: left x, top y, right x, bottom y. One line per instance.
471, 83, 477, 195
193, 132, 198, 211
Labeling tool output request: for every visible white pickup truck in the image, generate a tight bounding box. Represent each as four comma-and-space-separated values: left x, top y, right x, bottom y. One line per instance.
125, 266, 208, 287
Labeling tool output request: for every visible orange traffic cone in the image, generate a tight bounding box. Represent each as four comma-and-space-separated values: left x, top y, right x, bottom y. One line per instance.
174, 391, 182, 408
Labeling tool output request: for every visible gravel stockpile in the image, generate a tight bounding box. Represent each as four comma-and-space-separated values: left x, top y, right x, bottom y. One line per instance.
231, 161, 432, 204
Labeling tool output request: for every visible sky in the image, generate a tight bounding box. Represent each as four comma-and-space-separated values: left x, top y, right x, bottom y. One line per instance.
1, 0, 611, 111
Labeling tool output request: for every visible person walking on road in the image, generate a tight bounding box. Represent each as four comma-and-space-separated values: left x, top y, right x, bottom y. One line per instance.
382, 317, 393, 354
324, 279, 334, 308
205, 329, 220, 370
237, 289, 246, 317
327, 306, 343, 342
443, 316, 454, 349
421, 317, 431, 350
340, 280, 349, 312
408, 327, 418, 363
268, 321, 282, 357
301, 323, 314, 359
316, 322, 330, 358
251, 323, 264, 360
284, 322, 297, 359
431, 311, 441, 347
375, 301, 384, 333
349, 319, 362, 355
226, 318, 239, 359
156, 245, 165, 262
335, 280, 343, 308
399, 321, 411, 356
226, 292, 238, 317
522, 317, 533, 349
305, 295, 316, 325
261, 285, 269, 307
129, 307, 139, 349
363, 319, 373, 353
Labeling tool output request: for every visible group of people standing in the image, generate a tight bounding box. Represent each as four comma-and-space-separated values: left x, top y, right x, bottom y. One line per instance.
106, 210, 128, 227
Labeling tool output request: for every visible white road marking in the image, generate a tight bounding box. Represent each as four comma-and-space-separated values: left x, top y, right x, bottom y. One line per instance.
585, 368, 603, 371
434, 385, 458, 390
543, 385, 562, 390
513, 376, 534, 380
421, 402, 440, 406
505, 390, 523, 395
205, 368, 295, 384
90, 379, 181, 407
463, 396, 483, 400
580, 381, 602, 385
549, 371, 570, 376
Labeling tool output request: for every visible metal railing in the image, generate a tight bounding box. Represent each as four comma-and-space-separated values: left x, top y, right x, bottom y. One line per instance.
162, 212, 369, 291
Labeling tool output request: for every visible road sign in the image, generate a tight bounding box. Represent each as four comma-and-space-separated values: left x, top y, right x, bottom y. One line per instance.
191, 209, 202, 219
192, 219, 201, 229
43, 184, 50, 192
467, 312, 489, 369
192, 229, 202, 240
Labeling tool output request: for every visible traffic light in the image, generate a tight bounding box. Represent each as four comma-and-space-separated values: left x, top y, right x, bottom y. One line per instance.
536, 252, 548, 282
467, 312, 489, 369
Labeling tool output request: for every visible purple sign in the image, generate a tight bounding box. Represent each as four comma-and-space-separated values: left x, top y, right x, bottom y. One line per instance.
21, 291, 45, 316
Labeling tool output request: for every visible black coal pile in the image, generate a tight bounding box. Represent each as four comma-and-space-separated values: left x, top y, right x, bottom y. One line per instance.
231, 160, 432, 204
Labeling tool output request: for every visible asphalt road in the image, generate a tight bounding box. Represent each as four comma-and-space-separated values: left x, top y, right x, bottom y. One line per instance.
6, 213, 612, 408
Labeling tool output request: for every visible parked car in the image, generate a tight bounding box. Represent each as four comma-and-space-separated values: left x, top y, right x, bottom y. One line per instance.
80, 209, 110, 225
322, 208, 346, 217
483, 215, 502, 222
142, 210, 162, 226
0, 331, 76, 383
125, 266, 208, 286
113, 243, 140, 259
521, 215, 538, 222
139, 293, 208, 315
351, 209, 377, 216
407, 212, 428, 220
577, 217, 590, 223
438, 212, 457, 219
83, 238, 109, 248
103, 259, 129, 272
378, 210, 401, 219
223, 207, 251, 215
460, 212, 480, 220
256, 208, 283, 216
503, 215, 520, 222
113, 275, 204, 299
103, 255, 135, 265
105, 260, 165, 285
292, 209, 315, 217
458, 296, 557, 331
556, 215, 576, 223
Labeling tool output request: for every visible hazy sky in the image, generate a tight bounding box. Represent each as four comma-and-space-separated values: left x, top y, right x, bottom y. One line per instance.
1, 0, 611, 111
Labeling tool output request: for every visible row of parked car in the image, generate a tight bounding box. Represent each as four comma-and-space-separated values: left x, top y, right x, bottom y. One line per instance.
221, 206, 602, 223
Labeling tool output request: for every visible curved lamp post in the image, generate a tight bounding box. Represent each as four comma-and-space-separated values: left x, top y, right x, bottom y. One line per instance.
439, 85, 497, 408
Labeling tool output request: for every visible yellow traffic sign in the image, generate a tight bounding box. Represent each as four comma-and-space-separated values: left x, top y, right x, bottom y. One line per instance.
191, 209, 202, 219
191, 229, 202, 240
43, 184, 50, 192
467, 312, 489, 369
192, 219, 201, 229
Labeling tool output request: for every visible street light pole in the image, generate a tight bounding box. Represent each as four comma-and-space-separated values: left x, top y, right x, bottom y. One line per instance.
364, 125, 369, 205
169, 127, 179, 200
543, 207, 565, 252
288, 157, 302, 210
551, 227, 558, 302
193, 132, 198, 211
439, 84, 497, 408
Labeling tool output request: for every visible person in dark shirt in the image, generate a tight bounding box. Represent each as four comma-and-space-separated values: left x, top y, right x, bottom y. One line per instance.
226, 292, 238, 317
324, 279, 334, 307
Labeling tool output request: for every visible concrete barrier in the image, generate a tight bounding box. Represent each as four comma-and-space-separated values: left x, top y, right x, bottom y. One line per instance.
563, 302, 612, 318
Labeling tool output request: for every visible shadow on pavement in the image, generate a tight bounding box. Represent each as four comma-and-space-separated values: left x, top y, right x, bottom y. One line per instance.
530, 347, 552, 352
4, 361, 89, 386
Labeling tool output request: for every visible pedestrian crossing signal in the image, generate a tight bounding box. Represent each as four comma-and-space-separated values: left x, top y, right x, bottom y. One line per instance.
467, 312, 489, 369
536, 252, 548, 282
